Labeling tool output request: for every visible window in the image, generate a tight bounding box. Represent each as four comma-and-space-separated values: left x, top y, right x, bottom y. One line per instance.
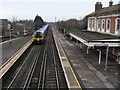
88, 20, 92, 29
106, 19, 111, 30
92, 20, 95, 28
33, 32, 42, 38
116, 18, 120, 31
102, 19, 105, 29
97, 19, 100, 29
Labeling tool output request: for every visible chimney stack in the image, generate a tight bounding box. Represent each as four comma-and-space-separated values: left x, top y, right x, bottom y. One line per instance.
109, 0, 113, 7
95, 2, 102, 11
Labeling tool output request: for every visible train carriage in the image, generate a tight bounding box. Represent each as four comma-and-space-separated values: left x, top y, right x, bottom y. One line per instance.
32, 24, 49, 44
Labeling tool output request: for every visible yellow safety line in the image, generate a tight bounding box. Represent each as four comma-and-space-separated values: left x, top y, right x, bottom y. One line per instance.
0, 39, 31, 69
54, 32, 82, 90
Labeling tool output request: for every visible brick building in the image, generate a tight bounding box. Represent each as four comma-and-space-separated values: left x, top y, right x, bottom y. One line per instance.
0, 19, 8, 36
87, 0, 120, 36
66, 1, 120, 70
85, 1, 120, 62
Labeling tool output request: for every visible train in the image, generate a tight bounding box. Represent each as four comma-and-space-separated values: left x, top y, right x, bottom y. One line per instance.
32, 24, 49, 44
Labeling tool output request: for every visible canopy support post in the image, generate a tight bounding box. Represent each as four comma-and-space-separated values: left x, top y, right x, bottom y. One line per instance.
98, 50, 102, 64
105, 45, 109, 71
87, 46, 89, 54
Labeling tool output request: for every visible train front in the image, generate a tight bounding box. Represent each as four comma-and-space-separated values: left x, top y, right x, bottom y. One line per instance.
32, 30, 44, 44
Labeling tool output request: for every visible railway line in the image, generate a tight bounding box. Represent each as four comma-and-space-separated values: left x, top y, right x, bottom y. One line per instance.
2, 26, 68, 89
1, 24, 118, 89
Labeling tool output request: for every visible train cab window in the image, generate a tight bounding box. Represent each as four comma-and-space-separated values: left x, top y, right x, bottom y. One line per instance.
34, 32, 42, 38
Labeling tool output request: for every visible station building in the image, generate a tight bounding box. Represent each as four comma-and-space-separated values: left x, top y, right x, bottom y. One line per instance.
87, 0, 120, 36
86, 0, 120, 62
67, 1, 120, 70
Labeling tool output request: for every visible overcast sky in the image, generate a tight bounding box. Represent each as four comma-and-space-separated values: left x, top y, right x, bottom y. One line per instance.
0, 0, 119, 22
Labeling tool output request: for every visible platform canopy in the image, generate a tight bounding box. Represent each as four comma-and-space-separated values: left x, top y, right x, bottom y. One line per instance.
69, 31, 120, 47
69, 31, 120, 70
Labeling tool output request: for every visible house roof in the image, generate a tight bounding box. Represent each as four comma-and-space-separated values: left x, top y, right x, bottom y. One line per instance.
87, 4, 120, 17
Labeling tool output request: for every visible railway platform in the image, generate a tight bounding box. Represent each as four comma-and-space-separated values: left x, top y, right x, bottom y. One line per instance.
1, 27, 69, 89
1, 36, 31, 65
52, 27, 118, 89
0, 36, 32, 78
0, 25, 119, 89
53, 30, 82, 89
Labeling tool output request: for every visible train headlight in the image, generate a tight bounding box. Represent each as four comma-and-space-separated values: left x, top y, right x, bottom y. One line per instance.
37, 38, 39, 41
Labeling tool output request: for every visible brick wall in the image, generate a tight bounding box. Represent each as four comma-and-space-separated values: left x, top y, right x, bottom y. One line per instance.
88, 16, 120, 35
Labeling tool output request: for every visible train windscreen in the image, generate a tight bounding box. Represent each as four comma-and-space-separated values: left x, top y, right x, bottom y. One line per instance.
34, 32, 42, 38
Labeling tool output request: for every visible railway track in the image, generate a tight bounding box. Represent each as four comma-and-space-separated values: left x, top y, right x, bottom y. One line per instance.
23, 39, 47, 89
2, 27, 68, 89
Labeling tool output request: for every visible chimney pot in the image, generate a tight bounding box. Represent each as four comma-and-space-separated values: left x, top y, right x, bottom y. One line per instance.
95, 2, 102, 11
109, 0, 113, 7
96, 2, 99, 4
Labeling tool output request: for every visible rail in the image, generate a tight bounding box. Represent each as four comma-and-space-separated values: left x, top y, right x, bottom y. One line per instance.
7, 46, 35, 89
3, 28, 68, 89
23, 45, 43, 89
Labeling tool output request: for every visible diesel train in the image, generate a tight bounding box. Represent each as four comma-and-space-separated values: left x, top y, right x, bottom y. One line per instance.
32, 24, 49, 44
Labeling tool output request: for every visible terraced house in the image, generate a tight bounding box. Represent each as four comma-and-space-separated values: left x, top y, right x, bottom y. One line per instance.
87, 0, 120, 36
